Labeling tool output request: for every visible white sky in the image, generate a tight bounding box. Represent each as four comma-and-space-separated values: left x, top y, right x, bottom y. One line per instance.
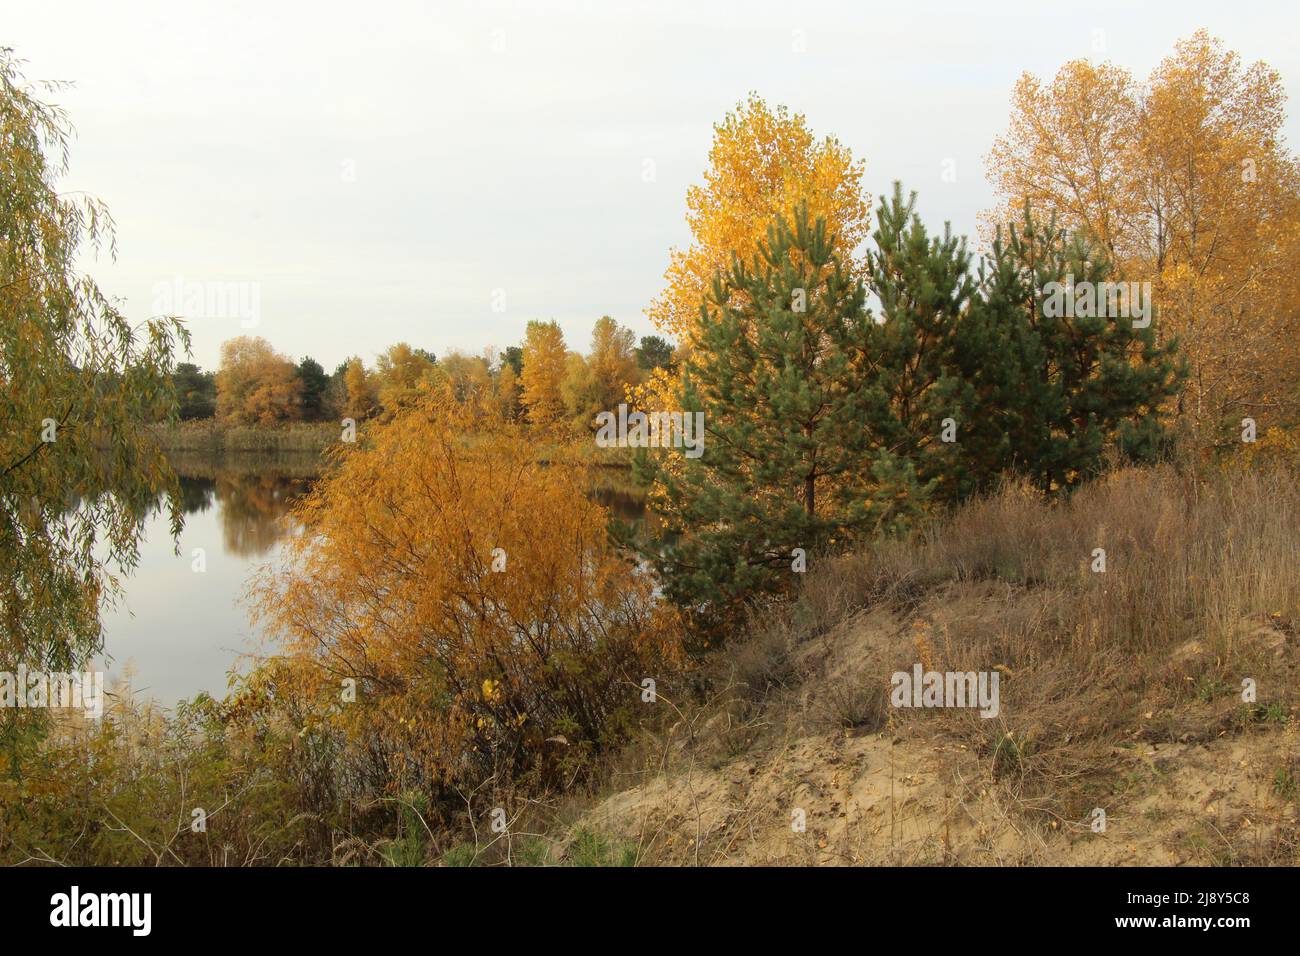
7, 0, 1299, 371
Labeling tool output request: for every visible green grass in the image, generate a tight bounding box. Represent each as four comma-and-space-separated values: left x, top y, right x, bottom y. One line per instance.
565, 827, 639, 867
436, 828, 635, 867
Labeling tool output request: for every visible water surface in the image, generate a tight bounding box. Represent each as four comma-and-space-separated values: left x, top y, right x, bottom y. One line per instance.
97, 452, 317, 707
97, 453, 648, 707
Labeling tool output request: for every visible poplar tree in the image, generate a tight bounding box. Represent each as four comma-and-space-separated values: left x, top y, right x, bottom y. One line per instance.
520, 320, 568, 426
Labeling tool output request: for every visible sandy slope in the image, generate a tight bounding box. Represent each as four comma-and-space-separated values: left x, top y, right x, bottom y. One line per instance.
574, 601, 1298, 866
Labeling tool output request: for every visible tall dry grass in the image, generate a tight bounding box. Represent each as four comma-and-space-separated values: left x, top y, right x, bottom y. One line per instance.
807, 463, 1300, 660
149, 420, 340, 453
781, 465, 1298, 831
617, 463, 1300, 860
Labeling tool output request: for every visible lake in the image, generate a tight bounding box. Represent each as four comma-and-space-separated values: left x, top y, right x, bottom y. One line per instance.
96, 452, 648, 707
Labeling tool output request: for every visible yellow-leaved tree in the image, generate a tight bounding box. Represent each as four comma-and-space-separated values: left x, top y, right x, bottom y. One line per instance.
588, 315, 640, 407
635, 93, 869, 423
215, 336, 303, 425
374, 342, 436, 412
252, 399, 682, 794
493, 359, 520, 422
648, 93, 870, 346
561, 316, 641, 428
520, 319, 568, 426
342, 356, 376, 421
986, 31, 1300, 447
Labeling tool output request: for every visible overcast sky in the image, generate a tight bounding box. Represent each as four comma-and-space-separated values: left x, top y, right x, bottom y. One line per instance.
7, 0, 1299, 371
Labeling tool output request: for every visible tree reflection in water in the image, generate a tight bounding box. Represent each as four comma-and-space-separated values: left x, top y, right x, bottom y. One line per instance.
168, 451, 319, 558
101, 451, 650, 705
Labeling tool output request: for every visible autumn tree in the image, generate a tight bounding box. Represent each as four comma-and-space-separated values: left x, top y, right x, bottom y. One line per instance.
648, 93, 870, 348
987, 32, 1300, 447
215, 336, 303, 425
436, 349, 493, 410
560, 317, 641, 428
322, 361, 349, 420
0, 50, 186, 673
253, 399, 681, 793
493, 360, 520, 422
561, 350, 601, 427
588, 316, 640, 406
342, 356, 376, 421
520, 320, 568, 426
374, 342, 436, 412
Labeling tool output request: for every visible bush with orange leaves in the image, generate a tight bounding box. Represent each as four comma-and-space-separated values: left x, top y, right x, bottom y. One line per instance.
252, 398, 683, 799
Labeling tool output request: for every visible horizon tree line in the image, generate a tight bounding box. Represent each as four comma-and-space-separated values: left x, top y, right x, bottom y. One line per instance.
172, 326, 677, 426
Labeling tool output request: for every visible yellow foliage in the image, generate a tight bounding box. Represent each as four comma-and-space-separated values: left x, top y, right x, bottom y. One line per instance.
520, 320, 568, 426
216, 336, 303, 425
647, 93, 869, 348
252, 398, 682, 788
374, 343, 435, 413
337, 356, 375, 421
986, 31, 1300, 441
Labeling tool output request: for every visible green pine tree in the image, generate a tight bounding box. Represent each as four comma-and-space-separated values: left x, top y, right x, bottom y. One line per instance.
867, 183, 981, 502
646, 192, 1187, 624
653, 204, 888, 625
172, 362, 217, 419
296, 356, 330, 421
971, 204, 1187, 492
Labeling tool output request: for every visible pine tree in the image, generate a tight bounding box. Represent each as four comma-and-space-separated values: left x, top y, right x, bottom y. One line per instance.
654, 205, 885, 621
635, 335, 675, 372
972, 204, 1187, 491
173, 362, 217, 419
867, 184, 980, 502
296, 357, 329, 421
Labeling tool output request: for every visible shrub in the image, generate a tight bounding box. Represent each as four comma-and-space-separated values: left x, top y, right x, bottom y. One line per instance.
252, 399, 683, 799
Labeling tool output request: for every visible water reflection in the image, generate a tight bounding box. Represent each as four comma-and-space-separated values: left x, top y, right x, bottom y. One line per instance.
590, 483, 649, 524
167, 452, 318, 557
97, 452, 320, 706
211, 475, 310, 556
101, 453, 650, 706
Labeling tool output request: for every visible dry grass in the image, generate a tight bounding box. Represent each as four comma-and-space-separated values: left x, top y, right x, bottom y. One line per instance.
819, 465, 1299, 822
149, 420, 341, 453
831, 464, 1297, 651
568, 462, 1300, 865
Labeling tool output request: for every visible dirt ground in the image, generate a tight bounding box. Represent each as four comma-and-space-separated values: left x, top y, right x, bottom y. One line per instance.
571, 599, 1299, 866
